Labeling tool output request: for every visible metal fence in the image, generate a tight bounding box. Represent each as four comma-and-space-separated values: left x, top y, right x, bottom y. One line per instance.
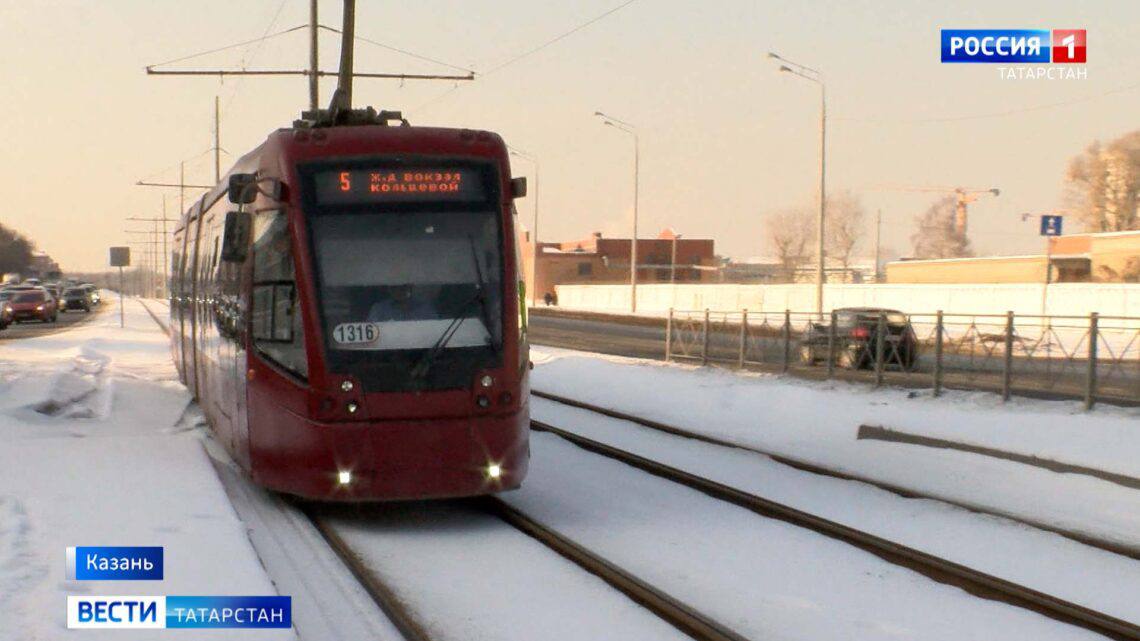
664, 308, 1140, 409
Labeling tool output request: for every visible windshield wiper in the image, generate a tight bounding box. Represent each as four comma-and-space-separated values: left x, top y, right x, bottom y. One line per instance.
408, 236, 499, 384
468, 234, 501, 355
408, 289, 484, 383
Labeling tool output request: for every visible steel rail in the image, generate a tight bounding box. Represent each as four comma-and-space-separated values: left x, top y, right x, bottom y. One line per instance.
139, 298, 436, 640
530, 417, 1140, 641
481, 497, 751, 641
303, 508, 436, 641
531, 389, 1140, 561
140, 300, 434, 640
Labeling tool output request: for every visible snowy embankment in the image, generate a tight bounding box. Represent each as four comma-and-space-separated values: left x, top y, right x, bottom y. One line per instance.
528, 346, 1140, 625
0, 298, 292, 641
530, 346, 1140, 551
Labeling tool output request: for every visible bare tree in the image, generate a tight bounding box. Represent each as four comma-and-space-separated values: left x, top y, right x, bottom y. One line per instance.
911, 195, 973, 259
766, 207, 815, 281
825, 190, 866, 276
1065, 130, 1140, 232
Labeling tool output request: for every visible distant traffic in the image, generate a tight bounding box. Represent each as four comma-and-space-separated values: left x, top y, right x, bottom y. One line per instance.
0, 276, 101, 332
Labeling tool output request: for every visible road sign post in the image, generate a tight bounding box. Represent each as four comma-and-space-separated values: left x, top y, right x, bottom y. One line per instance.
110, 247, 131, 328
1038, 215, 1063, 316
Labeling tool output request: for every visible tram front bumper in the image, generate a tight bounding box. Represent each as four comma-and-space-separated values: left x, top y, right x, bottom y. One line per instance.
250, 407, 530, 501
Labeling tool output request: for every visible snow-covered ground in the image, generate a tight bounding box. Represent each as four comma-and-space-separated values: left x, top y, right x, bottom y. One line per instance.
0, 298, 293, 641
3, 295, 1136, 640
530, 346, 1140, 552
504, 432, 1112, 640
325, 502, 693, 641
529, 396, 1140, 625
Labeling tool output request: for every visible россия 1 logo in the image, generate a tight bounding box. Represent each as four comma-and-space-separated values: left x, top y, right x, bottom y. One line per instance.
941, 29, 1086, 63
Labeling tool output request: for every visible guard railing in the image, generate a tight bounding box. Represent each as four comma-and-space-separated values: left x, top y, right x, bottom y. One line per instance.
664, 308, 1140, 409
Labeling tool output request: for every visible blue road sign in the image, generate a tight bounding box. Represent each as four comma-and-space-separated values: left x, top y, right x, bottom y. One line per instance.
1040, 215, 1063, 236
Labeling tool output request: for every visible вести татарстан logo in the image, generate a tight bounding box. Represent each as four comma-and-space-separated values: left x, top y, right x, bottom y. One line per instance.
941, 29, 1086, 63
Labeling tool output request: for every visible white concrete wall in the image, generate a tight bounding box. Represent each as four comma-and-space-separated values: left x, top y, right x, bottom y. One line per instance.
553, 282, 1140, 318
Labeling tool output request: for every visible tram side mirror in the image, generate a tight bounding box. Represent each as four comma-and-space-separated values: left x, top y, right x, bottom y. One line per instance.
228, 173, 258, 204
510, 177, 527, 199
221, 211, 251, 263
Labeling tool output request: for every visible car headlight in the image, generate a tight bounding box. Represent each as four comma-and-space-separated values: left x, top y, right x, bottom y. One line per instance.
35, 305, 44, 311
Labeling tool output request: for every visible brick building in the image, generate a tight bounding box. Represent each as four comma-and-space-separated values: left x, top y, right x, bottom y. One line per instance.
519, 228, 717, 303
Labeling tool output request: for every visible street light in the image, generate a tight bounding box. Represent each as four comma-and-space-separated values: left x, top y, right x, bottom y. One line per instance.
594, 110, 639, 313
670, 233, 681, 285
509, 147, 540, 307
770, 51, 827, 317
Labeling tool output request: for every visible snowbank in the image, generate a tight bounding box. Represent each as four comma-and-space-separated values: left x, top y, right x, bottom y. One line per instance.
0, 298, 292, 640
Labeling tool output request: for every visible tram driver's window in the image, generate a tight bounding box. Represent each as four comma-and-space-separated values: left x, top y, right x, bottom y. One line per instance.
251, 209, 307, 378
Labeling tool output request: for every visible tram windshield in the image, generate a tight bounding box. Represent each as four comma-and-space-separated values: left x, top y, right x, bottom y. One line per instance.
309, 206, 504, 390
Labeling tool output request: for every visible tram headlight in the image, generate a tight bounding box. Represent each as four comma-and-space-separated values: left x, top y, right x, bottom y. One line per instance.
346, 401, 359, 414
337, 470, 352, 485
486, 464, 502, 480
480, 375, 494, 388
476, 395, 490, 408
340, 380, 354, 392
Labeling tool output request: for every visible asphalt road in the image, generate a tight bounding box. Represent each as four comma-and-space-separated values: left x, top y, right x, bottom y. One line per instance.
528, 309, 1136, 406
0, 302, 107, 341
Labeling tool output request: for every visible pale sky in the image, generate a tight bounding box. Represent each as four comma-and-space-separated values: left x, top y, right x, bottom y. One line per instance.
1, 0, 1137, 272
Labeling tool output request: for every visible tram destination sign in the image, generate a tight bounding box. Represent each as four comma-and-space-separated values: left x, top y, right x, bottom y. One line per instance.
315, 167, 485, 204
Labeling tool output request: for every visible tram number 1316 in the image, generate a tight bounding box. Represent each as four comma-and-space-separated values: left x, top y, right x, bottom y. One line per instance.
333, 322, 381, 346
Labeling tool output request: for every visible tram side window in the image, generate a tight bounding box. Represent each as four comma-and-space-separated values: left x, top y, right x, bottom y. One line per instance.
251, 209, 307, 378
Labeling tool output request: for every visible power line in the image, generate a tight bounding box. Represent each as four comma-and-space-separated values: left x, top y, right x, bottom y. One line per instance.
409, 0, 642, 115
147, 25, 306, 69
223, 0, 293, 114
481, 0, 641, 77
318, 25, 474, 74
239, 0, 291, 71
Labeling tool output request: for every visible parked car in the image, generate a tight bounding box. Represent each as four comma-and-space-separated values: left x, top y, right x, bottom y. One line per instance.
9, 289, 58, 323
62, 287, 93, 313
798, 307, 918, 370
0, 301, 12, 330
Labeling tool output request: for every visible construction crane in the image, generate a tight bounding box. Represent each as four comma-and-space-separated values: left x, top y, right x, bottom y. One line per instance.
873, 186, 1000, 236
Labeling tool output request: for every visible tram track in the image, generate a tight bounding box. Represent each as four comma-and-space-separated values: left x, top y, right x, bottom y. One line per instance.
143, 296, 745, 641
480, 496, 750, 641
302, 507, 437, 641
527, 405, 1140, 640
145, 299, 438, 641
533, 389, 1140, 562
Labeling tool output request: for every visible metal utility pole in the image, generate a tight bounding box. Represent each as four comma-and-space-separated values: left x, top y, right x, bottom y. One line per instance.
509, 148, 540, 307
769, 52, 826, 316
670, 233, 681, 284
127, 214, 175, 297
145, 0, 472, 111
214, 97, 221, 183
874, 208, 882, 282
309, 0, 320, 110
125, 233, 160, 296
594, 111, 640, 313
337, 0, 356, 106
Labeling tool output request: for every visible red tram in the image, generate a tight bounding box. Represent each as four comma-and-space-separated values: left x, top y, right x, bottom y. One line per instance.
169, 110, 530, 500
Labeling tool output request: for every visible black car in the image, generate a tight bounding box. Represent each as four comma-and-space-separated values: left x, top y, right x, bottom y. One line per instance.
798, 307, 918, 370
62, 287, 93, 312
